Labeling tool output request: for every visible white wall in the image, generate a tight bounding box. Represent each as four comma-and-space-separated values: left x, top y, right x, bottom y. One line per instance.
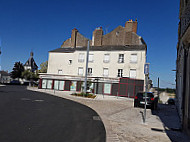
47, 50, 146, 80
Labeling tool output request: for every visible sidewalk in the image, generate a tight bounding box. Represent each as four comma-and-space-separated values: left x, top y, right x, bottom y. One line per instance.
27, 87, 190, 142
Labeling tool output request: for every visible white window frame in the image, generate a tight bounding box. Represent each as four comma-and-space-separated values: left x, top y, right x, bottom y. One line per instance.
118, 54, 124, 63
118, 69, 123, 77
130, 53, 137, 63
78, 67, 83, 76
78, 53, 85, 62
103, 68, 109, 77
129, 69, 136, 78
103, 54, 110, 63
89, 54, 94, 62
58, 69, 63, 74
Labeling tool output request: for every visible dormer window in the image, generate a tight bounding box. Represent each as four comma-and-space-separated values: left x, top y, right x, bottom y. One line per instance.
116, 31, 119, 36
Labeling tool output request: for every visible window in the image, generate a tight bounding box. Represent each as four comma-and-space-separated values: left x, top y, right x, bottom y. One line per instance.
104, 54, 110, 63
78, 67, 83, 76
103, 68, 109, 77
78, 53, 85, 62
118, 54, 124, 63
89, 54, 94, 62
129, 69, 136, 78
130, 54, 137, 63
116, 31, 119, 36
58, 69, 62, 74
118, 69, 123, 77
88, 68, 92, 76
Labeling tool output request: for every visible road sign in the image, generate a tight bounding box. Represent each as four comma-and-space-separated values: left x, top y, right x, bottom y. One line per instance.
144, 63, 149, 75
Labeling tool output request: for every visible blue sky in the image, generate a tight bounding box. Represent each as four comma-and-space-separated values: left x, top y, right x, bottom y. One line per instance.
0, 0, 179, 88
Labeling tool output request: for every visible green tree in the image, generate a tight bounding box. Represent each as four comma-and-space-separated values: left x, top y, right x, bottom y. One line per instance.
11, 62, 24, 79
39, 61, 48, 73
22, 70, 39, 81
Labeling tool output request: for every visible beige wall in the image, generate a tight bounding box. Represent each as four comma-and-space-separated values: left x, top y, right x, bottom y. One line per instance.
47, 50, 146, 80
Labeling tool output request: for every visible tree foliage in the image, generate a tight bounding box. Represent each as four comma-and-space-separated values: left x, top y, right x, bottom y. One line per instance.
21, 70, 39, 81
39, 61, 48, 73
11, 62, 24, 79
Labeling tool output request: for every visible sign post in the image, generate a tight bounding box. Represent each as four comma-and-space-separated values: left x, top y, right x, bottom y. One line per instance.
144, 63, 149, 123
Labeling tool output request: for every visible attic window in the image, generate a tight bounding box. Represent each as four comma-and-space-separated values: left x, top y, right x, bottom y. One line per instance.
116, 31, 119, 36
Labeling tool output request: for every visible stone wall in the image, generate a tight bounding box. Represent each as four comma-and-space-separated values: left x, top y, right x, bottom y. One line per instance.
61, 19, 142, 48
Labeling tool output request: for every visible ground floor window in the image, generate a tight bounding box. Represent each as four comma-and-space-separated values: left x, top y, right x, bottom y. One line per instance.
104, 83, 111, 94
59, 81, 65, 91
42, 79, 47, 89
54, 80, 59, 90
70, 81, 77, 91
47, 80, 53, 89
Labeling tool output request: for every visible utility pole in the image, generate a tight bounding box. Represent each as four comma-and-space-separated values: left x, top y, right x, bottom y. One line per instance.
144, 63, 149, 123
158, 77, 160, 100
84, 40, 90, 95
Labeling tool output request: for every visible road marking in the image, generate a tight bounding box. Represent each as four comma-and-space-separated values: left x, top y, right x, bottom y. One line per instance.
107, 133, 120, 142
34, 100, 44, 102
93, 116, 101, 121
21, 98, 31, 101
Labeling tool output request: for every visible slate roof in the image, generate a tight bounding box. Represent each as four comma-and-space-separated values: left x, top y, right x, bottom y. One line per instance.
49, 45, 147, 53
0, 71, 10, 76
24, 52, 38, 69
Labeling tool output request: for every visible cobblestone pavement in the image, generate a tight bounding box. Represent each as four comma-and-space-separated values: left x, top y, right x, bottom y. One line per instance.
27, 87, 190, 142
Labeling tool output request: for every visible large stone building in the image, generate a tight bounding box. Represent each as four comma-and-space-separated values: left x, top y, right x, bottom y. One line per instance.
176, 0, 190, 136
39, 20, 147, 97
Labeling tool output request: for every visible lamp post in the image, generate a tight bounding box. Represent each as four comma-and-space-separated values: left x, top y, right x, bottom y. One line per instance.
144, 63, 150, 123
84, 40, 90, 95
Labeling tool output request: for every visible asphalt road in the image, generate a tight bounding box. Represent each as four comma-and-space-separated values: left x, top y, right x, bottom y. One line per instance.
0, 85, 106, 142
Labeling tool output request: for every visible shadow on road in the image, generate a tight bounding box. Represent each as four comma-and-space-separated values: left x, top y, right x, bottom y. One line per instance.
151, 103, 190, 142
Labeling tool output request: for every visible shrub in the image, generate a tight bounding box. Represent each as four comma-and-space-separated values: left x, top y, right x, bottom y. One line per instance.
71, 92, 96, 99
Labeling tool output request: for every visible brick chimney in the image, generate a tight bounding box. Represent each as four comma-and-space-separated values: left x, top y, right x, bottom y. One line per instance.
71, 28, 78, 48
125, 19, 137, 33
92, 27, 103, 46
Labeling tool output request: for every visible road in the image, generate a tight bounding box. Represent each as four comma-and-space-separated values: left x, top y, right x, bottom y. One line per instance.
0, 85, 106, 142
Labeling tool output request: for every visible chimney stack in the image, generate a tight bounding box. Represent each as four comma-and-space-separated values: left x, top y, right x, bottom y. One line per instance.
92, 27, 103, 46
125, 19, 137, 33
71, 28, 78, 48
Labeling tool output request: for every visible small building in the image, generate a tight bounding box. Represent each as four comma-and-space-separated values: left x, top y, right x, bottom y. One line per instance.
24, 52, 38, 72
0, 71, 11, 84
176, 0, 190, 136
39, 19, 147, 97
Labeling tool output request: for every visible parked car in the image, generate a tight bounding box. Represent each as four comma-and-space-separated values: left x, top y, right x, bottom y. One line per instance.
167, 98, 175, 105
134, 92, 158, 110
10, 80, 20, 85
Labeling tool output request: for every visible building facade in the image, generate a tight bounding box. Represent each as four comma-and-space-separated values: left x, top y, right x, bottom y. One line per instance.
39, 20, 147, 97
24, 52, 38, 72
176, 0, 190, 136
0, 71, 11, 84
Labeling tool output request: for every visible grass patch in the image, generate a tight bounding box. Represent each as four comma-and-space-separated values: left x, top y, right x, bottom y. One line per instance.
71, 92, 96, 99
